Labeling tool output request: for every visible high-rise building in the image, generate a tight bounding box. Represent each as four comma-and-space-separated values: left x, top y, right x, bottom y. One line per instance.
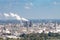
29, 21, 33, 27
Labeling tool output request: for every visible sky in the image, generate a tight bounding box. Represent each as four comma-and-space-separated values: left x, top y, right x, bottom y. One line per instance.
0, 0, 60, 19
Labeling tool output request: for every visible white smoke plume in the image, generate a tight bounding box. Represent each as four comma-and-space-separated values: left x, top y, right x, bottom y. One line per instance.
22, 17, 29, 21
10, 12, 21, 20
10, 13, 15, 17
3, 12, 29, 21
4, 13, 10, 17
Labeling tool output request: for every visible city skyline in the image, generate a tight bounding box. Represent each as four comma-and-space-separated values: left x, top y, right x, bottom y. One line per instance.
0, 0, 60, 19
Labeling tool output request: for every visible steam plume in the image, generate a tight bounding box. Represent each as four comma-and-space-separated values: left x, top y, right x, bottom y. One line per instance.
10, 13, 21, 20
22, 17, 28, 21
4, 13, 10, 17
3, 12, 29, 21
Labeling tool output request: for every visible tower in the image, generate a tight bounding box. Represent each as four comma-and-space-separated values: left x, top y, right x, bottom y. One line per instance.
29, 21, 32, 27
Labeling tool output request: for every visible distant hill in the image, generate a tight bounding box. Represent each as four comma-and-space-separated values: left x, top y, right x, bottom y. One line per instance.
30, 19, 60, 24
0, 19, 60, 24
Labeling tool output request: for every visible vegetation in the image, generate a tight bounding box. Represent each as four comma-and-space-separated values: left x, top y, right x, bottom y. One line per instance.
20, 32, 60, 40
0, 32, 60, 40
0, 38, 4, 40
0, 38, 20, 40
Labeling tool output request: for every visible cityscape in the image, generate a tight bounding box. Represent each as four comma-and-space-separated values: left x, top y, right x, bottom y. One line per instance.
0, 19, 60, 39
0, 0, 60, 40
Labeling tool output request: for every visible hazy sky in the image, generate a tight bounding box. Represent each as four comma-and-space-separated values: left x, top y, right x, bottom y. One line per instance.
0, 0, 60, 19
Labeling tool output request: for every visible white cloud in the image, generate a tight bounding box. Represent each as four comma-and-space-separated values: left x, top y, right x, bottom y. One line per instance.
53, 1, 60, 5
24, 2, 33, 9
30, 2, 33, 6
25, 2, 33, 6
53, 1, 57, 5
25, 6, 30, 9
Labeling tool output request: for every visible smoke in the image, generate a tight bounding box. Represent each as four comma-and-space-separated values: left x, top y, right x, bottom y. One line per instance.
10, 13, 15, 17
3, 12, 29, 21
22, 17, 28, 21
4, 13, 10, 17
14, 14, 21, 20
